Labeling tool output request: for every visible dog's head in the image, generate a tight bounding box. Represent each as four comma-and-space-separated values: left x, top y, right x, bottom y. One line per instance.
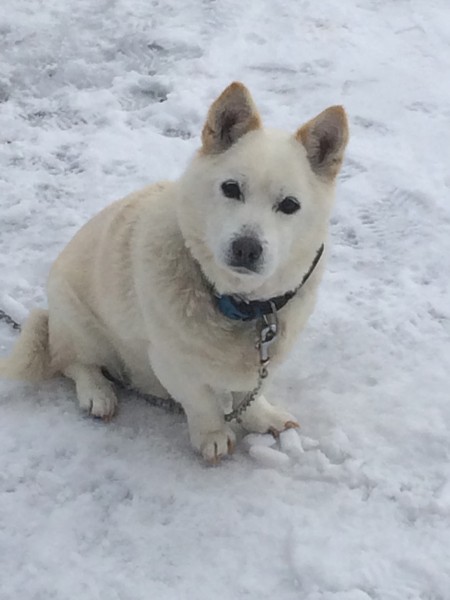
178, 82, 348, 298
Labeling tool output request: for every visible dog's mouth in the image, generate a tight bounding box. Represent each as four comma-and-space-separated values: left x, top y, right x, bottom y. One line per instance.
228, 264, 261, 276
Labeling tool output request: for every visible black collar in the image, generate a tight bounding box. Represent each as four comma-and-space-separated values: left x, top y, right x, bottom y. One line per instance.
215, 244, 324, 321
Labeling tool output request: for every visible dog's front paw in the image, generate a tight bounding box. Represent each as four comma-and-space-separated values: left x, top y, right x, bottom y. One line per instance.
191, 426, 236, 464
239, 395, 299, 437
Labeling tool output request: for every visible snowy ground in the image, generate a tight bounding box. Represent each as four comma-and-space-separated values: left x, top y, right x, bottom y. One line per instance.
1, 0, 450, 598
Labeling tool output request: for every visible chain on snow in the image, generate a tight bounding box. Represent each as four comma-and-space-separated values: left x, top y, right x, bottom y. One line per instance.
0, 309, 22, 332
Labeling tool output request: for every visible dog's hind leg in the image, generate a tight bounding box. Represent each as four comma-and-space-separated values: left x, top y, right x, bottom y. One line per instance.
64, 363, 118, 420
47, 276, 121, 420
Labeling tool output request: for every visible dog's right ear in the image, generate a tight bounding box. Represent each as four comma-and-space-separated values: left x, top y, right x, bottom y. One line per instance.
201, 82, 262, 154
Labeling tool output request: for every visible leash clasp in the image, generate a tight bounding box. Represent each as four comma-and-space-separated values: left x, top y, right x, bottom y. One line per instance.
257, 302, 278, 376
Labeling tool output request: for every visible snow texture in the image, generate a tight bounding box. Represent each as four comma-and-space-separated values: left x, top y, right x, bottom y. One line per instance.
1, 1, 450, 598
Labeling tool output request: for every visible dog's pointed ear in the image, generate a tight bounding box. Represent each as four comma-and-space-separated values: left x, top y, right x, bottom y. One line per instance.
201, 82, 262, 154
296, 106, 349, 181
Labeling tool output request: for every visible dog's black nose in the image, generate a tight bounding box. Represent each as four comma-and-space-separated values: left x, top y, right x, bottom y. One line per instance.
230, 236, 263, 271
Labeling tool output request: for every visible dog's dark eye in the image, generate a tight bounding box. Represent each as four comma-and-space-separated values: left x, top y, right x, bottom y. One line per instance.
277, 196, 300, 215
221, 180, 242, 200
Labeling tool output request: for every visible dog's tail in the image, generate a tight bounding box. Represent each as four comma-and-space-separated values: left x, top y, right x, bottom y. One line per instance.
0, 309, 55, 381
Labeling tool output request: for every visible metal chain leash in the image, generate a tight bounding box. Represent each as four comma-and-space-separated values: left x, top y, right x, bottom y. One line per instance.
101, 368, 185, 416
224, 304, 278, 423
0, 309, 22, 332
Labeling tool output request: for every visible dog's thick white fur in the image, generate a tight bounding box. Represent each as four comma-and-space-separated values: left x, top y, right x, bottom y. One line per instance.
0, 83, 348, 462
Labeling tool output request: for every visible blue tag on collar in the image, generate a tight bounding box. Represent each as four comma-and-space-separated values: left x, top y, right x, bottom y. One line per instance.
216, 295, 253, 320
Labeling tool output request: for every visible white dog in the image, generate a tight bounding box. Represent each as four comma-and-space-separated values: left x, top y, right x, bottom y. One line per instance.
0, 83, 348, 462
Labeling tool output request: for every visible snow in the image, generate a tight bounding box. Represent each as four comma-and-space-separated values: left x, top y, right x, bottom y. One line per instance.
1, 0, 450, 598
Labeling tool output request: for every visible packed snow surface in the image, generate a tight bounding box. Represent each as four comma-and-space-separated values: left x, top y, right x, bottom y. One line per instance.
1, 1, 450, 598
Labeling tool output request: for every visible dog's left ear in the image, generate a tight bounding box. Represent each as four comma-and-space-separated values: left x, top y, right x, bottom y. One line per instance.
201, 82, 262, 154
296, 106, 349, 181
